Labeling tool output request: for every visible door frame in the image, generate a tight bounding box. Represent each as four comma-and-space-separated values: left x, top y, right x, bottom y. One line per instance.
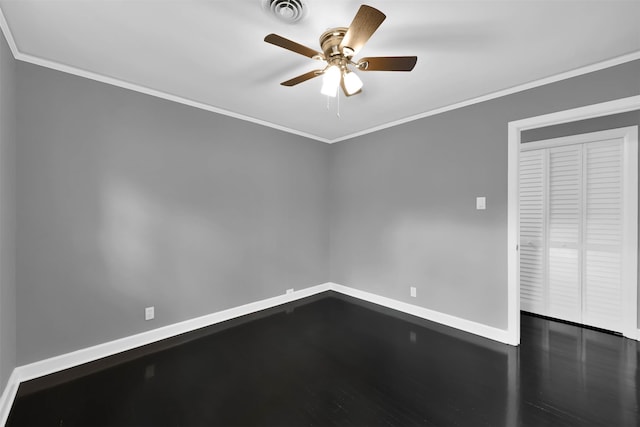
507, 95, 640, 345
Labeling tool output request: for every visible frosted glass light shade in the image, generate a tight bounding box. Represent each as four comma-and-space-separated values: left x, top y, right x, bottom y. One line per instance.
321, 66, 341, 97
343, 70, 363, 95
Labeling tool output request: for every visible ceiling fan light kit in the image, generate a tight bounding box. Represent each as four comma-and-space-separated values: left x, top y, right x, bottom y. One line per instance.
264, 4, 417, 97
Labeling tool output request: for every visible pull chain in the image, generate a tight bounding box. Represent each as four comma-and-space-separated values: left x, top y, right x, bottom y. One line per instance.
324, 93, 342, 119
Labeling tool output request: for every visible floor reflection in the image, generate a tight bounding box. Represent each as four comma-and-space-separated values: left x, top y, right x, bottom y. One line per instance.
517, 314, 638, 426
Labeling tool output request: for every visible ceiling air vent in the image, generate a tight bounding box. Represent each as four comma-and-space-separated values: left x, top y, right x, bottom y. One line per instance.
263, 0, 307, 23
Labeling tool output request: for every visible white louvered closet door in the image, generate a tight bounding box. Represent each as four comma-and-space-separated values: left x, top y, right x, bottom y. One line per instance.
519, 150, 546, 314
547, 145, 583, 324
519, 128, 634, 335
582, 140, 624, 332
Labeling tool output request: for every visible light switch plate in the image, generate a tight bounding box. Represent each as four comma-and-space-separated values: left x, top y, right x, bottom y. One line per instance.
476, 196, 486, 210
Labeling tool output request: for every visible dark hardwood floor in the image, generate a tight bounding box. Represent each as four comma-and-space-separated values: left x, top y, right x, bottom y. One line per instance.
7, 292, 639, 426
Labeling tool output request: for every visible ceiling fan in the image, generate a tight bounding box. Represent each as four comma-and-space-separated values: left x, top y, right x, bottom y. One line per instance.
264, 4, 417, 97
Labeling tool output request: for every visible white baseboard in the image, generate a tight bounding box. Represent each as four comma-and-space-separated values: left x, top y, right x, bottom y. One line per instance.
15, 283, 332, 384
329, 283, 512, 345
0, 281, 515, 424
0, 370, 20, 427
1, 281, 634, 424
0, 283, 332, 425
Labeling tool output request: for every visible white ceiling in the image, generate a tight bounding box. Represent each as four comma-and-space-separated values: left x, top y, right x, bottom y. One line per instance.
1, 0, 639, 143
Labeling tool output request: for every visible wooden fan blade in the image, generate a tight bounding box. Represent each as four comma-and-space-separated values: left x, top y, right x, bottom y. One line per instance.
281, 70, 323, 87
264, 34, 323, 59
339, 5, 386, 55
358, 56, 417, 71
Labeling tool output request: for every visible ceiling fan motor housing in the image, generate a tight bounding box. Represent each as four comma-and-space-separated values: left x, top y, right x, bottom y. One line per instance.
262, 0, 307, 23
320, 27, 350, 60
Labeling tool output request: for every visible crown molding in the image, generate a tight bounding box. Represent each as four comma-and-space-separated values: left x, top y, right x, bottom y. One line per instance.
1, 7, 639, 144
330, 50, 640, 143
0, 7, 331, 144
0, 6, 17, 55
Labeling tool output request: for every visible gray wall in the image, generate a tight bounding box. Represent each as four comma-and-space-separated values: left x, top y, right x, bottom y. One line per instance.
0, 30, 16, 390
15, 63, 330, 364
522, 111, 640, 326
330, 60, 640, 330
7, 49, 640, 367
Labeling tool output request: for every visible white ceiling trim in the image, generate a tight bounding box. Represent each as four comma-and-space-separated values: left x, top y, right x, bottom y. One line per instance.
0, 5, 16, 54
1, 7, 639, 145
331, 50, 640, 143
0, 7, 330, 143
17, 51, 333, 144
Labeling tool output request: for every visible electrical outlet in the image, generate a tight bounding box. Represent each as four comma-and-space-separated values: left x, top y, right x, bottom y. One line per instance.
145, 306, 155, 321
410, 286, 417, 298
286, 288, 294, 294
409, 331, 417, 343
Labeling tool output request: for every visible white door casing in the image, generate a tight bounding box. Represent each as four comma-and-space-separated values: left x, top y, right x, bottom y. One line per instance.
507, 95, 640, 345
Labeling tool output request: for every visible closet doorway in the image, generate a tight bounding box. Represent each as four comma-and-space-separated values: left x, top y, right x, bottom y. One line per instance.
519, 127, 637, 334
507, 96, 640, 345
